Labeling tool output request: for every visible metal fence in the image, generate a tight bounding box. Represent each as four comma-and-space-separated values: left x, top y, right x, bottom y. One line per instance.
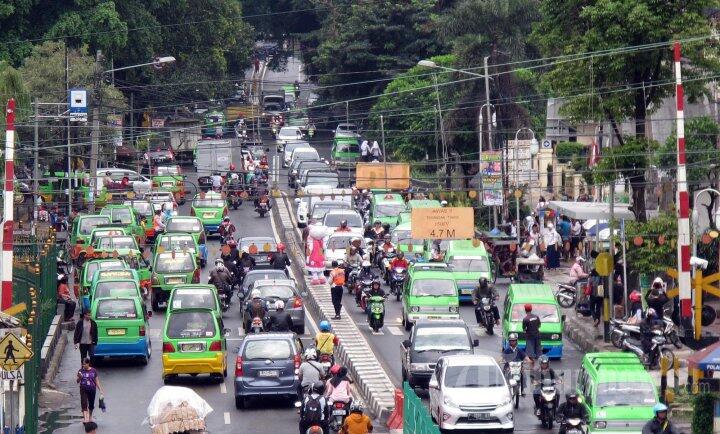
13, 234, 58, 434
403, 382, 440, 434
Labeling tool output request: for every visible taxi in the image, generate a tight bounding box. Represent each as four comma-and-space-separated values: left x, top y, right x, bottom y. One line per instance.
90, 277, 142, 301
152, 165, 187, 205
155, 233, 207, 268
502, 284, 565, 359
402, 263, 460, 330
167, 284, 221, 325
76, 259, 129, 309
370, 193, 407, 230
150, 251, 200, 311
330, 137, 360, 171
70, 214, 112, 261
88, 237, 152, 294
124, 199, 155, 240
190, 192, 227, 235
99, 204, 146, 245
162, 307, 227, 383
88, 226, 130, 248
165, 216, 208, 248
443, 239, 493, 302
92, 296, 151, 365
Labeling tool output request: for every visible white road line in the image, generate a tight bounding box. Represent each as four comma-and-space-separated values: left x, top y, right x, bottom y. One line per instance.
238, 327, 244, 337
387, 327, 403, 336
224, 411, 231, 424
394, 317, 402, 323
220, 383, 227, 394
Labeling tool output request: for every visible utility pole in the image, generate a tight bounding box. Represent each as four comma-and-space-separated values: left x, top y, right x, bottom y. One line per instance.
606, 180, 615, 342
33, 99, 39, 222
345, 101, 349, 125
485, 55, 498, 222
2, 98, 16, 310
380, 115, 387, 192
89, 49, 102, 213
477, 111, 483, 212
66, 43, 73, 215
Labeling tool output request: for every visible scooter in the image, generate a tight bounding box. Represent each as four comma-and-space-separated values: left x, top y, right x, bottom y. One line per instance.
250, 316, 265, 333
620, 329, 675, 369
256, 202, 269, 218
389, 267, 406, 301
534, 376, 561, 429
228, 191, 243, 210
367, 295, 386, 332
555, 281, 580, 308
611, 317, 682, 350
558, 417, 587, 434
328, 400, 349, 432
345, 264, 360, 294
505, 361, 523, 409
355, 278, 373, 307
475, 297, 496, 335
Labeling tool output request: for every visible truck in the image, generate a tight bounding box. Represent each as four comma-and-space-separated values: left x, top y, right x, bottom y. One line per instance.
262, 91, 286, 123
166, 118, 202, 165
194, 140, 234, 175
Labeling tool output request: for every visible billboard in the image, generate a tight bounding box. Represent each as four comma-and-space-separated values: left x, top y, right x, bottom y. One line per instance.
355, 162, 410, 190
480, 152, 503, 206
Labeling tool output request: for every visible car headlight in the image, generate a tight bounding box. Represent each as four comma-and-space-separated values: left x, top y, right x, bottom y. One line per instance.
500, 396, 512, 407
551, 334, 560, 340
409, 363, 427, 371
411, 306, 420, 313
292, 170, 298, 175
449, 306, 459, 313
443, 396, 460, 408
594, 421, 607, 429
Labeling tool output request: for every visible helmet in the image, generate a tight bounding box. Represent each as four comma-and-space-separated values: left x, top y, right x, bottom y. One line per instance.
384, 234, 391, 240
374, 220, 381, 226
223, 216, 230, 222
350, 402, 364, 413
371, 281, 381, 289
540, 356, 550, 366
629, 290, 641, 303
340, 220, 348, 227
312, 381, 325, 394
524, 304, 532, 313
329, 364, 341, 375
229, 163, 236, 171
251, 289, 261, 299
652, 277, 664, 289
508, 333, 518, 341
397, 252, 404, 259
478, 277, 488, 286
319, 320, 331, 332
215, 258, 224, 265
362, 260, 371, 268
275, 300, 285, 310
227, 238, 237, 248
567, 393, 578, 402
277, 243, 286, 252
647, 307, 657, 318
304, 348, 317, 360
653, 403, 668, 415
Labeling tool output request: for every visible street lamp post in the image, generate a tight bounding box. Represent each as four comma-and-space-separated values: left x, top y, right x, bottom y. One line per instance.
513, 128, 538, 243
479, 102, 496, 226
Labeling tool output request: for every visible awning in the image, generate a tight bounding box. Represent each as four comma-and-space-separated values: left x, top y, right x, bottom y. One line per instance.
687, 340, 720, 370
548, 201, 636, 221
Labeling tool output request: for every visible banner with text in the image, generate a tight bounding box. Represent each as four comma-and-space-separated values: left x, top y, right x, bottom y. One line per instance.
411, 207, 475, 239
480, 152, 503, 206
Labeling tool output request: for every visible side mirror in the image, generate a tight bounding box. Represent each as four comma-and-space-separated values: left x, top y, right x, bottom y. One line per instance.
223, 328, 231, 337
147, 266, 153, 272
428, 378, 439, 390
402, 339, 410, 349
472, 339, 479, 347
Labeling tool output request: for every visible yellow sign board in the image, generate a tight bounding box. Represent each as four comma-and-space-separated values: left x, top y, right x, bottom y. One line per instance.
355, 163, 410, 190
411, 207, 475, 239
0, 333, 33, 371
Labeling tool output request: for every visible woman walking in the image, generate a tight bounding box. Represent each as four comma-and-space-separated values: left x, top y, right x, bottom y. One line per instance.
77, 357, 105, 424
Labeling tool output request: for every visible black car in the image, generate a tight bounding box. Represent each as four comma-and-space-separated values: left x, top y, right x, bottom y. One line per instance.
240, 268, 289, 297
288, 160, 328, 188
401, 320, 478, 389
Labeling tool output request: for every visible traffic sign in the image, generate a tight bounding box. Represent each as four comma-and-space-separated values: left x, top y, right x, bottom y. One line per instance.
0, 332, 33, 371
542, 139, 552, 149
68, 88, 88, 122
411, 207, 474, 239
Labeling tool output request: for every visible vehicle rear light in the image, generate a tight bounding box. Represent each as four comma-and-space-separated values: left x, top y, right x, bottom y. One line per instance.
139, 326, 146, 336
293, 297, 303, 308
190, 208, 195, 216
76, 240, 85, 245
209, 340, 222, 351
173, 202, 178, 211
235, 356, 243, 376
335, 402, 344, 408
163, 342, 175, 353
152, 182, 158, 188
192, 269, 200, 283
294, 353, 301, 369
141, 279, 151, 289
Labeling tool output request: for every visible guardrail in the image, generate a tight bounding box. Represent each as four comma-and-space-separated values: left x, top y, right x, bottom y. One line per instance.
403, 382, 440, 434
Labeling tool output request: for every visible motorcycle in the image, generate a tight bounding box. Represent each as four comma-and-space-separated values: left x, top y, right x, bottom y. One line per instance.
214, 283, 232, 312
558, 417, 587, 434
535, 377, 561, 429
355, 278, 373, 308
328, 400, 349, 432
345, 264, 360, 294
367, 295, 386, 332
555, 282, 579, 308
256, 202, 269, 218
505, 361, 523, 409
620, 329, 675, 369
318, 352, 333, 372
389, 267, 406, 301
250, 316, 265, 333
611, 317, 682, 350
475, 297, 497, 335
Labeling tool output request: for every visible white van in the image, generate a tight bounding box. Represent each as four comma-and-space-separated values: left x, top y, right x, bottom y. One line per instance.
294, 186, 353, 228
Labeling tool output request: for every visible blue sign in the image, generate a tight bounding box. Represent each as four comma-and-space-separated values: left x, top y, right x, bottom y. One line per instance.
68, 88, 87, 122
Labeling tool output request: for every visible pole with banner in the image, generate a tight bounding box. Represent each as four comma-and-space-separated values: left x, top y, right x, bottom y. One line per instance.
3, 98, 15, 310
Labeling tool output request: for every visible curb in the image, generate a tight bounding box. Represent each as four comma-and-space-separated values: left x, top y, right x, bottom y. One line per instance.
42, 330, 67, 387
40, 315, 65, 382
271, 197, 396, 421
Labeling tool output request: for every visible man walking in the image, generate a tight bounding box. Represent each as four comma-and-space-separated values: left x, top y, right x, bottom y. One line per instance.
74, 311, 98, 364
329, 261, 345, 319
522, 304, 541, 367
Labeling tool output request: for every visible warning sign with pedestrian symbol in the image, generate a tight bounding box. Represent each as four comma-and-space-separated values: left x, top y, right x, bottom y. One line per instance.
0, 333, 33, 371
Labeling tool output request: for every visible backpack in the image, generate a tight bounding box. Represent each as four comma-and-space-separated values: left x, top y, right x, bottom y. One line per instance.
332, 269, 345, 286
303, 395, 324, 423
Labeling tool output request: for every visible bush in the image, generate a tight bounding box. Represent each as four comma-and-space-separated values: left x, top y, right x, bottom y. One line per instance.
555, 142, 585, 164
692, 392, 717, 434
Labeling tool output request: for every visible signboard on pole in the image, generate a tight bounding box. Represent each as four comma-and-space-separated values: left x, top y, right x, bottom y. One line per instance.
411, 207, 474, 239
151, 118, 165, 128
0, 332, 33, 372
355, 162, 410, 190
480, 152, 503, 206
68, 89, 88, 122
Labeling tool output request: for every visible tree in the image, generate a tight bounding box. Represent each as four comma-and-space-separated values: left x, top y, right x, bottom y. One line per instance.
623, 213, 677, 275
657, 116, 719, 186
0, 61, 29, 124
593, 136, 657, 221
532, 0, 719, 142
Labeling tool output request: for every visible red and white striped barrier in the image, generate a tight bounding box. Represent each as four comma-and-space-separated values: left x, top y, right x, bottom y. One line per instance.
2, 98, 15, 310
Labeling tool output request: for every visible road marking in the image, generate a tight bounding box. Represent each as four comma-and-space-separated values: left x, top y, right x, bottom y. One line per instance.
150, 329, 161, 338
387, 327, 404, 336
220, 383, 227, 394
370, 326, 384, 335
394, 318, 402, 324
224, 412, 231, 424
238, 327, 244, 337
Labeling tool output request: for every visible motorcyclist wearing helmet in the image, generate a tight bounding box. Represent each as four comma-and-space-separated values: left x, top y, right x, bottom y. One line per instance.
642, 403, 679, 434
269, 242, 291, 270
345, 247, 363, 268
646, 277, 669, 319
640, 308, 665, 368
370, 221, 385, 240
325, 365, 352, 405
244, 288, 267, 332
298, 348, 326, 396
221, 239, 241, 278
556, 393, 589, 434
208, 259, 233, 290
218, 217, 236, 244
239, 249, 256, 272
472, 278, 499, 325
389, 251, 409, 270
315, 320, 339, 358
299, 381, 329, 434
267, 300, 293, 332
501, 333, 527, 392
531, 356, 557, 415
355, 261, 376, 305
336, 220, 352, 233
342, 402, 373, 434
569, 256, 589, 283
363, 281, 386, 318
628, 290, 643, 323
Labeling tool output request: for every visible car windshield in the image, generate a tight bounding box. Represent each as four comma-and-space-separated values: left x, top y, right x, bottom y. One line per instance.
336, 143, 360, 153
326, 236, 361, 250
240, 239, 277, 254
171, 290, 216, 310
337, 124, 357, 133
411, 279, 456, 297
392, 230, 424, 246
94, 281, 138, 299
306, 174, 339, 186
84, 260, 126, 284
159, 236, 196, 252
448, 258, 490, 272
193, 197, 225, 207
125, 201, 153, 216
97, 236, 136, 250
166, 219, 202, 233
264, 103, 282, 111
312, 204, 349, 219
414, 327, 471, 352
323, 213, 362, 228
279, 128, 300, 138
167, 311, 216, 338
375, 203, 405, 218
595, 382, 657, 407
443, 365, 506, 388
296, 162, 326, 172
243, 340, 292, 360
294, 151, 318, 161
79, 216, 111, 235
257, 285, 294, 299
155, 254, 195, 273
148, 193, 174, 203
156, 166, 180, 175
511, 303, 560, 322
244, 271, 286, 288
95, 299, 138, 320
102, 208, 132, 224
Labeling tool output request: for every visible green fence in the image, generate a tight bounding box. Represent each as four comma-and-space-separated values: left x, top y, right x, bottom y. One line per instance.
403, 382, 441, 434
13, 234, 58, 434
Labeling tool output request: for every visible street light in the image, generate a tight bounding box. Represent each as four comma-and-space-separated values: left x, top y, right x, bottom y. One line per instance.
513, 127, 538, 243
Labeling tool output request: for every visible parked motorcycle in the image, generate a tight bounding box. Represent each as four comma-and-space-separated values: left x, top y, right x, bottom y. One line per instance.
475, 297, 497, 335
611, 317, 681, 350
620, 329, 675, 369
367, 295, 386, 332
555, 282, 579, 308
328, 400, 349, 432
534, 376, 561, 429
389, 267, 406, 301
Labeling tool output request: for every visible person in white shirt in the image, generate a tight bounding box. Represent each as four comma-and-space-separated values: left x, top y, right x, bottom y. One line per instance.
360, 140, 370, 162
570, 219, 583, 257
370, 141, 382, 161
543, 222, 562, 269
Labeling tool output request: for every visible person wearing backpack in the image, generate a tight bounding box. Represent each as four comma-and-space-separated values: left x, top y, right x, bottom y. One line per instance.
299, 381, 329, 434
329, 261, 346, 319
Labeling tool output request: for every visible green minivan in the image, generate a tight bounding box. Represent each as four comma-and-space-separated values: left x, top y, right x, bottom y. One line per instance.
191, 192, 227, 235
92, 296, 151, 364
91, 277, 142, 301
167, 284, 221, 326
577, 352, 658, 432
162, 307, 227, 383
70, 214, 112, 257
370, 193, 407, 230
78, 259, 130, 312
99, 204, 145, 245
402, 263, 460, 330
444, 239, 493, 302
502, 284, 564, 359
331, 137, 360, 171
150, 251, 200, 311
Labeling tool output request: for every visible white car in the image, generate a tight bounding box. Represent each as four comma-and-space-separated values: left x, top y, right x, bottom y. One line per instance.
95, 168, 151, 196
320, 210, 364, 233
282, 141, 311, 167
276, 126, 304, 151
323, 232, 368, 269
294, 186, 353, 228
334, 123, 360, 138
289, 147, 320, 168
429, 355, 514, 431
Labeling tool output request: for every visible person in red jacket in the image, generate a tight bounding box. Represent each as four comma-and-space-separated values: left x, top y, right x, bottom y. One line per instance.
389, 251, 409, 270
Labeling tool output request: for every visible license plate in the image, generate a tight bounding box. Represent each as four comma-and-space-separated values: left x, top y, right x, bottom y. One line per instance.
468, 413, 492, 420
161, 182, 173, 187
425, 315, 441, 319
332, 409, 346, 416
107, 329, 125, 336
258, 370, 279, 377
167, 277, 184, 284
203, 212, 215, 218
181, 343, 204, 352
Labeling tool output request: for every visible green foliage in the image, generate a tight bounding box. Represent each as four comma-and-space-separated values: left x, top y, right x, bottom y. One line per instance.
692, 392, 717, 434
532, 0, 719, 141
0, 61, 29, 123
624, 213, 677, 274
555, 142, 584, 164
657, 117, 719, 185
